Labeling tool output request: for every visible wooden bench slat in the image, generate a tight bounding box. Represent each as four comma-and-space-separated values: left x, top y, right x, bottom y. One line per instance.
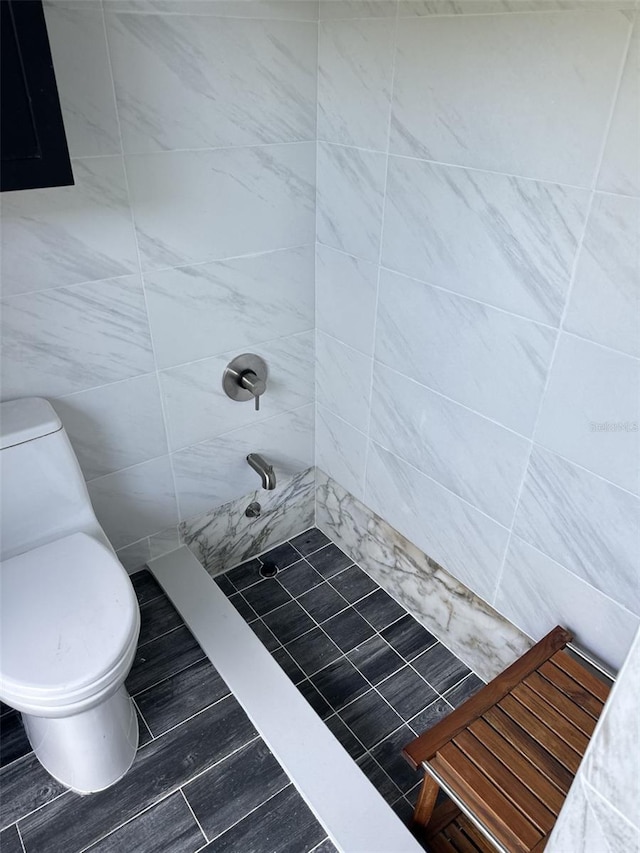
537, 661, 604, 720
468, 718, 565, 815
511, 683, 589, 755
483, 706, 574, 794
550, 650, 610, 703
447, 822, 483, 853
454, 729, 556, 834
425, 798, 464, 839
430, 834, 459, 853
498, 695, 582, 774
433, 743, 542, 852
458, 815, 500, 853
524, 671, 597, 737
402, 626, 572, 769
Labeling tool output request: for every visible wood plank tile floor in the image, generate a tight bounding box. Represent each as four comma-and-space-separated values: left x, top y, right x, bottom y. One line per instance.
0, 569, 336, 853
214, 529, 485, 830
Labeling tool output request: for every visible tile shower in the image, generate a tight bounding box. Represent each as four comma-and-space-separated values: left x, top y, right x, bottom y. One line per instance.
0, 0, 638, 851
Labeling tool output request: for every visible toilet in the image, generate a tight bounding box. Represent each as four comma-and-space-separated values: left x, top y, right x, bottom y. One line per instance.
0, 397, 141, 794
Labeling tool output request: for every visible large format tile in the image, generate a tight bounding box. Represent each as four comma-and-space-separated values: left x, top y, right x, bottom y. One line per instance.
52, 375, 167, 480
0, 754, 66, 830
365, 442, 509, 602
513, 448, 640, 614
319, 0, 397, 20
172, 405, 314, 520
535, 334, 639, 493
382, 157, 588, 325
88, 456, 179, 550
0, 826, 23, 853
160, 332, 314, 450
1, 157, 137, 297
201, 784, 326, 853
127, 143, 315, 270
370, 363, 530, 526
316, 142, 386, 262
390, 11, 630, 185
496, 537, 639, 672
44, 1, 120, 157
316, 405, 368, 501
106, 13, 316, 152
144, 245, 314, 369
184, 739, 289, 841
598, 21, 639, 197
19, 700, 257, 853
565, 193, 640, 358
316, 332, 372, 432
317, 18, 394, 149
315, 244, 377, 356
83, 792, 204, 853
583, 629, 640, 830
127, 625, 205, 695
1, 275, 155, 399
138, 595, 183, 646
0, 713, 31, 769
135, 659, 230, 736
105, 0, 319, 18
375, 269, 556, 435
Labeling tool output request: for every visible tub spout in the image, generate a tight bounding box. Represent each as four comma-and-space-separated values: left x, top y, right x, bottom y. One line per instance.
247, 453, 276, 490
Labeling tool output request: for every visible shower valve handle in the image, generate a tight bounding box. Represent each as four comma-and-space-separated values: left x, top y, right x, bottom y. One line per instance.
239, 370, 266, 410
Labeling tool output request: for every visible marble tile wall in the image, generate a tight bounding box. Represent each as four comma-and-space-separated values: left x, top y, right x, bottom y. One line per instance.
547, 624, 640, 853
315, 1, 640, 673
0, 0, 318, 568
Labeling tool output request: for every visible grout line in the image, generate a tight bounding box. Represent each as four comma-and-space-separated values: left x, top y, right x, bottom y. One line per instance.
506, 532, 640, 619
317, 139, 597, 194
135, 621, 187, 651
490, 11, 637, 607
98, 0, 183, 525
241, 554, 462, 746
130, 651, 208, 699
14, 823, 27, 853
200, 780, 293, 847
132, 697, 155, 742
362, 0, 401, 505
14, 788, 72, 836
178, 789, 209, 845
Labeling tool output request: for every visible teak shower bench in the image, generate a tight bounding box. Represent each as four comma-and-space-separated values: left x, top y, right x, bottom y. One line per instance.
402, 626, 613, 853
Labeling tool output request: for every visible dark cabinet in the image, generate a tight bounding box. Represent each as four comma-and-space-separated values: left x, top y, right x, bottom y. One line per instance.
1, 0, 73, 192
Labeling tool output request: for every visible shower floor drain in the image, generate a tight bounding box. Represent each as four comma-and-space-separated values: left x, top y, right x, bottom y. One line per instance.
259, 561, 278, 578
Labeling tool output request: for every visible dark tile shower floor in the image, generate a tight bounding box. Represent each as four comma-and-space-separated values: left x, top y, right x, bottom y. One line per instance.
0, 570, 336, 853
215, 528, 484, 827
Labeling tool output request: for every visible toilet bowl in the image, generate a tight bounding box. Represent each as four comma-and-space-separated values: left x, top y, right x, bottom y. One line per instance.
0, 398, 141, 793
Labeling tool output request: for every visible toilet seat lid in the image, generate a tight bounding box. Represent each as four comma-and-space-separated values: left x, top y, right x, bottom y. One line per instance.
0, 533, 140, 707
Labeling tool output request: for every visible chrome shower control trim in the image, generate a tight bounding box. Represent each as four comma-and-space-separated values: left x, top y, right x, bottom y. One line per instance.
223, 354, 268, 411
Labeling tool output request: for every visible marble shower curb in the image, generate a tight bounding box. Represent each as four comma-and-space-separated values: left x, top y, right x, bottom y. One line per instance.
181, 467, 315, 577
315, 468, 531, 682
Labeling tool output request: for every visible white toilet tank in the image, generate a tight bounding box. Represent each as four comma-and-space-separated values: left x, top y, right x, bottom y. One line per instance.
0, 397, 109, 561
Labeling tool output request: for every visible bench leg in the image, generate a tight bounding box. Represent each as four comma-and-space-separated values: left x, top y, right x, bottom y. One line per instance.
412, 774, 440, 830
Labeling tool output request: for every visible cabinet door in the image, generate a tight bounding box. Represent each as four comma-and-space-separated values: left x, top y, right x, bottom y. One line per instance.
1, 0, 73, 192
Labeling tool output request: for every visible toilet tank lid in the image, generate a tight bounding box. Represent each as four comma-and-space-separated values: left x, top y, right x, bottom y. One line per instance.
0, 398, 62, 450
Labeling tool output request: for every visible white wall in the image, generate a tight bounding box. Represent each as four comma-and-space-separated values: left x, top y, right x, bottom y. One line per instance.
315, 0, 639, 669
0, 0, 318, 568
